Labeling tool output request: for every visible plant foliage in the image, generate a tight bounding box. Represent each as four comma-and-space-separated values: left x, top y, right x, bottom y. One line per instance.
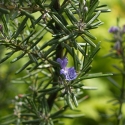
0, 0, 111, 125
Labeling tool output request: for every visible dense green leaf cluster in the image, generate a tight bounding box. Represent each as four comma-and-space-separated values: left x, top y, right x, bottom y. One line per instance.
105, 21, 125, 125
0, 0, 111, 125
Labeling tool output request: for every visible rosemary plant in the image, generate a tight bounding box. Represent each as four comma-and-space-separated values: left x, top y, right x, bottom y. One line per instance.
0, 0, 110, 125
106, 21, 125, 125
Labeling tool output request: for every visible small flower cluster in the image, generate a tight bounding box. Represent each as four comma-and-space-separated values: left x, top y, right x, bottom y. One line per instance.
109, 26, 119, 33
57, 58, 77, 81
108, 25, 125, 55
109, 25, 125, 34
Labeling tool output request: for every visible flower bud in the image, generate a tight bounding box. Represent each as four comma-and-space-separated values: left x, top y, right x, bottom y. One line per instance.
84, 6, 88, 13
109, 26, 119, 33
83, 0, 86, 5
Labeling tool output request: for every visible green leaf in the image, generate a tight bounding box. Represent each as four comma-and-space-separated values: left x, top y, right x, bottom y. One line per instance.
112, 65, 125, 74
82, 43, 88, 65
47, 59, 60, 67
48, 32, 77, 46
71, 93, 78, 107
44, 44, 57, 57
22, 119, 40, 124
71, 39, 78, 49
51, 106, 68, 118
103, 52, 115, 57
10, 10, 19, 20
0, 114, 14, 122
30, 28, 47, 42
33, 14, 43, 25
0, 51, 15, 64
22, 103, 33, 112
47, 38, 58, 45
39, 23, 54, 34
51, 14, 69, 33
77, 43, 85, 55
107, 77, 120, 88
58, 33, 78, 43
72, 48, 78, 70
81, 86, 98, 90
42, 96, 50, 113
30, 18, 35, 28
13, 16, 28, 39
70, 0, 79, 11
87, 0, 99, 19
15, 70, 41, 80
39, 42, 48, 50
97, 4, 108, 8
20, 31, 36, 44
28, 53, 38, 64
82, 66, 92, 76
0, 7, 10, 14
38, 86, 62, 94
24, 97, 38, 113
21, 113, 36, 117
83, 30, 96, 40
28, 35, 43, 50
65, 8, 77, 24
61, 42, 73, 55
1, 15, 8, 33
81, 35, 96, 47
0, 119, 16, 125
65, 94, 74, 110
11, 52, 26, 63
62, 42, 80, 64
89, 42, 101, 58
78, 73, 113, 82
95, 9, 111, 13
90, 21, 103, 28
55, 114, 84, 119
20, 9, 34, 19
86, 11, 101, 27
15, 60, 33, 74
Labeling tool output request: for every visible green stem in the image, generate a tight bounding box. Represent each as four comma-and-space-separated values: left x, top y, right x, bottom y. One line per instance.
47, 0, 63, 111
117, 47, 125, 125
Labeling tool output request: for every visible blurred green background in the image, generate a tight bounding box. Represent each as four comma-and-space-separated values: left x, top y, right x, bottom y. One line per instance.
0, 0, 125, 124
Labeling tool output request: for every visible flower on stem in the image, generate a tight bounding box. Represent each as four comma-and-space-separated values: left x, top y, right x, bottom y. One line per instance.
57, 58, 77, 81
108, 25, 123, 55
60, 67, 77, 81
57, 58, 68, 69
109, 26, 119, 33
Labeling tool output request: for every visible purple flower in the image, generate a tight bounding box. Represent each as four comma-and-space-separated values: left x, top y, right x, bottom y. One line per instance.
60, 67, 77, 81
57, 58, 77, 81
109, 26, 119, 33
57, 58, 68, 69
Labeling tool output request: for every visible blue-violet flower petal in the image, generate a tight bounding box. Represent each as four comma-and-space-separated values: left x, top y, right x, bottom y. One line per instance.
60, 67, 77, 81
57, 58, 68, 69
109, 26, 119, 33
